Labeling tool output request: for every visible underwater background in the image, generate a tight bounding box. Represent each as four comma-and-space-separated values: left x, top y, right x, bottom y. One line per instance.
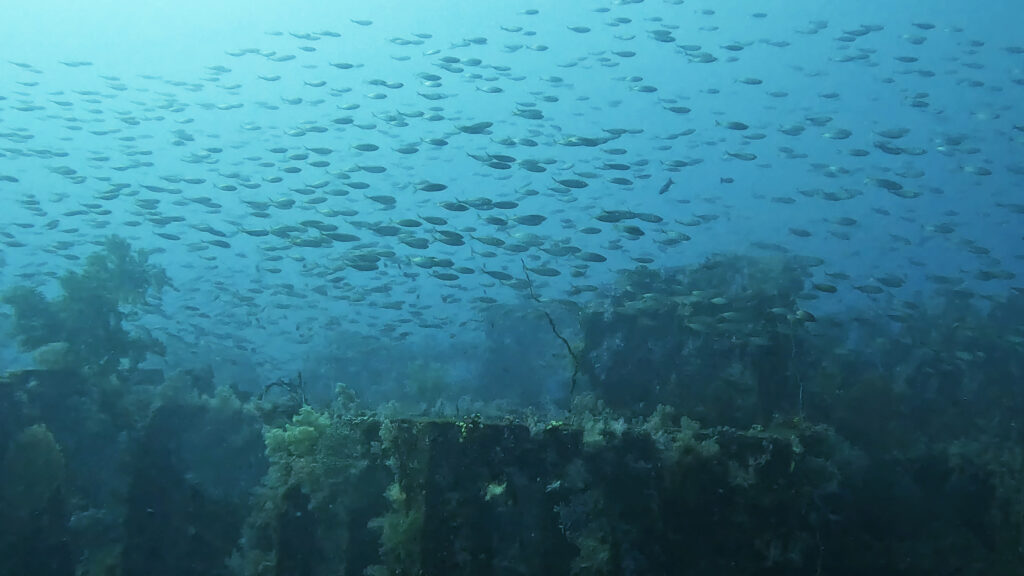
1, 1, 1023, 575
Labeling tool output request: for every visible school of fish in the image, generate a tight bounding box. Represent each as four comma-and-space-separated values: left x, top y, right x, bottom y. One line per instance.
1, 3, 1022, 368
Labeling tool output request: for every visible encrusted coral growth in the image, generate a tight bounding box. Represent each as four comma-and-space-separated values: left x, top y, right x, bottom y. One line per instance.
0, 423, 73, 576
578, 254, 817, 423
2, 235, 168, 377
558, 488, 612, 576
947, 438, 1024, 558
1, 423, 65, 521
569, 393, 628, 447
643, 404, 720, 465
233, 387, 380, 576
365, 479, 425, 576
262, 406, 334, 502
364, 418, 425, 576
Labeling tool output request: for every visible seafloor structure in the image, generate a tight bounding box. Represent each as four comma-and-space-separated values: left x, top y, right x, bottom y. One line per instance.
1, 247, 1022, 575
1, 365, 1022, 576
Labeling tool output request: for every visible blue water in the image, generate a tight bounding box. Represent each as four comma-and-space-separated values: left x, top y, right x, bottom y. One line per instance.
1, 0, 1021, 401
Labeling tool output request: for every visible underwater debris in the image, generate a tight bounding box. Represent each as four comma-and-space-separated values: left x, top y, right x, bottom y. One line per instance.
522, 258, 581, 397
258, 371, 308, 405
